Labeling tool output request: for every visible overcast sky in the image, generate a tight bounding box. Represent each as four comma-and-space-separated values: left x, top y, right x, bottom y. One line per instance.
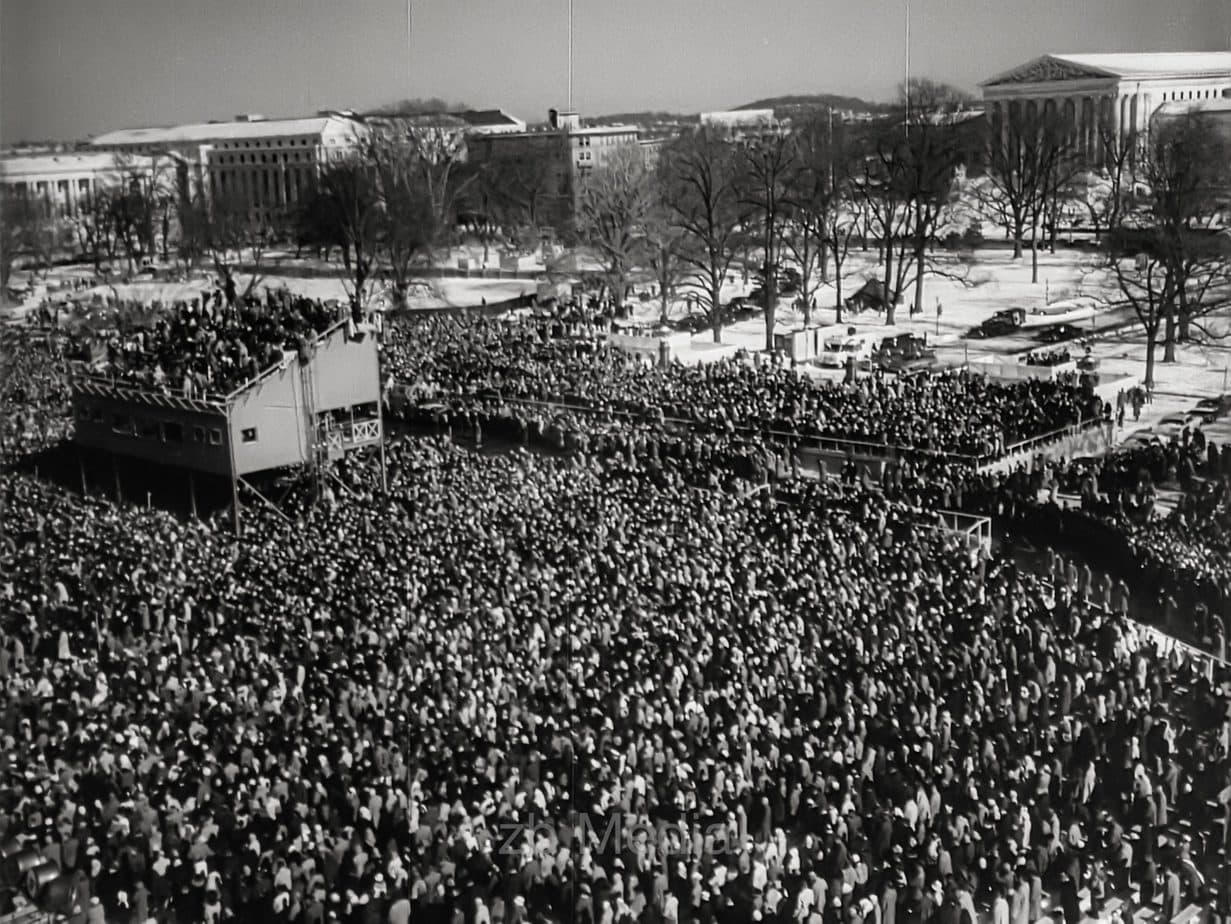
2, 0, 1229, 142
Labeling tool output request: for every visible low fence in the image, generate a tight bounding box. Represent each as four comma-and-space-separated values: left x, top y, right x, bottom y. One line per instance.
394, 389, 1122, 476
932, 509, 993, 552
1005, 417, 1111, 456
971, 356, 1079, 383
1040, 576, 1230, 683
1012, 502, 1229, 660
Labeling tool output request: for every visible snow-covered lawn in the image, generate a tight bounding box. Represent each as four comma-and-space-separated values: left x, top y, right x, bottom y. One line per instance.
21, 263, 538, 315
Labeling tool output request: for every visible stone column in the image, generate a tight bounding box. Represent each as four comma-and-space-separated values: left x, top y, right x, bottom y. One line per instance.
1082, 98, 1094, 162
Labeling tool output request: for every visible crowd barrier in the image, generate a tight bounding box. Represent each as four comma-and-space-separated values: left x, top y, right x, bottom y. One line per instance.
1015, 502, 1230, 660
1041, 576, 1230, 684
982, 419, 1114, 476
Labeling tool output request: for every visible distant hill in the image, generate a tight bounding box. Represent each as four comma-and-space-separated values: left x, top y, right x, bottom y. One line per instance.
586, 111, 699, 126
734, 93, 891, 115
368, 97, 471, 117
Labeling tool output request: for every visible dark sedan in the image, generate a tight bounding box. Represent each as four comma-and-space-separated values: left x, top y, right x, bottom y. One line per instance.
1193, 394, 1231, 422
1033, 323, 1087, 345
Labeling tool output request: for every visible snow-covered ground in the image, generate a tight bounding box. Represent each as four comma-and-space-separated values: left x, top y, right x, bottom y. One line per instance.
654, 248, 1107, 359
10, 262, 536, 316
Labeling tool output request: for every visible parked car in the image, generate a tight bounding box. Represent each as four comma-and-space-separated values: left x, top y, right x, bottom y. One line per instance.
1033, 323, 1087, 345
874, 333, 937, 374
821, 334, 878, 368
1123, 428, 1161, 447
1154, 413, 1202, 437
966, 307, 1027, 339
1193, 393, 1231, 422
669, 313, 711, 333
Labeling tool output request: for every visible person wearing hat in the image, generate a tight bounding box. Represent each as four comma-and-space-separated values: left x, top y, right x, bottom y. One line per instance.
85, 895, 106, 924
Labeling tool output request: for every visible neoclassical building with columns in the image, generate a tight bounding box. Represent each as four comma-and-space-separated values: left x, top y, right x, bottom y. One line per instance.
0, 152, 156, 219
980, 52, 1231, 162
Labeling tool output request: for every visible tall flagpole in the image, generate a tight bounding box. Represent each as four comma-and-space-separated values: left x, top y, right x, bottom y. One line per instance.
568, 0, 574, 111
904, 0, 911, 126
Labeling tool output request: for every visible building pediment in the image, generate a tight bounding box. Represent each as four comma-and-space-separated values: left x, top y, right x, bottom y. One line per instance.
981, 56, 1114, 88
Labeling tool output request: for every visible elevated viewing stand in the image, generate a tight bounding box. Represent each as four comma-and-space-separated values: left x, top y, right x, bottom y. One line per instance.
70, 319, 384, 531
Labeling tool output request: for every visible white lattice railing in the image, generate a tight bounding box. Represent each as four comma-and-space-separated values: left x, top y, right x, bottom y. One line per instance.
350, 419, 380, 443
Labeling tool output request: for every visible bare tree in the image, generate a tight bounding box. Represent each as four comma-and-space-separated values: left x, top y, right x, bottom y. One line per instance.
981, 101, 1072, 278
784, 112, 841, 324
852, 138, 912, 326
738, 131, 797, 349
1100, 111, 1231, 384
576, 145, 655, 304
292, 181, 345, 262
1107, 240, 1172, 389
176, 190, 271, 304
641, 174, 690, 325
479, 149, 559, 232
823, 187, 863, 322
106, 152, 180, 273
72, 187, 121, 273
660, 127, 746, 343
315, 156, 383, 312
1, 188, 30, 289
2, 189, 69, 286
1148, 113, 1231, 351
855, 80, 975, 324
360, 122, 478, 307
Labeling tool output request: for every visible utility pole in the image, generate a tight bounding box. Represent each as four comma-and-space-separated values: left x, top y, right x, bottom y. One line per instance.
904, 0, 911, 132
568, 0, 574, 111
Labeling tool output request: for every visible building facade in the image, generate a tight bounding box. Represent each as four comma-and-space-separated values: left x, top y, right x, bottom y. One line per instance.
466, 109, 641, 227
981, 52, 1231, 164
89, 114, 366, 223
0, 152, 155, 219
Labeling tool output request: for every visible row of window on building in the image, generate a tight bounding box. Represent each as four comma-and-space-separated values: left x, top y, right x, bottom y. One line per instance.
210, 165, 314, 211
1164, 88, 1227, 101
83, 405, 260, 446
211, 150, 317, 166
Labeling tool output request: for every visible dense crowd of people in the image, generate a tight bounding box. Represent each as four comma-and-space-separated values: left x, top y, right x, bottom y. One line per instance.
0, 328, 76, 464
3, 303, 1231, 924
84, 289, 345, 398
385, 316, 1106, 460
3, 436, 1229, 924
